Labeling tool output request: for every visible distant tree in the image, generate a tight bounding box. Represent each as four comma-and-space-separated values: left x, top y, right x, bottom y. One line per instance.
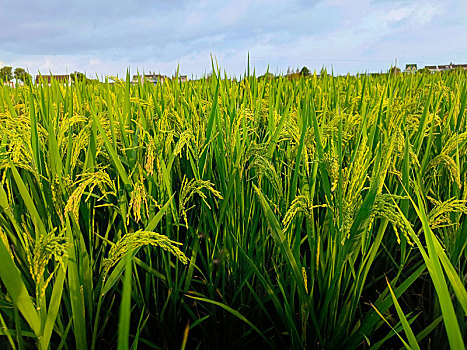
389, 66, 401, 75
70, 71, 87, 83
259, 72, 275, 80
417, 67, 430, 74
87, 78, 100, 85
287, 67, 291, 75
14, 67, 32, 83
0, 66, 13, 82
300, 66, 310, 76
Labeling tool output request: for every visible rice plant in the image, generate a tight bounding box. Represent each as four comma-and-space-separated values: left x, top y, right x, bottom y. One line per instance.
0, 67, 465, 349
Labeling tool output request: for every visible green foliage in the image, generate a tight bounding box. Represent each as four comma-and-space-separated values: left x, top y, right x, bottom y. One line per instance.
417, 67, 431, 74
389, 66, 402, 75
70, 71, 87, 83
300, 66, 310, 76
13, 68, 32, 83
259, 72, 275, 80
0, 68, 465, 349
0, 66, 13, 82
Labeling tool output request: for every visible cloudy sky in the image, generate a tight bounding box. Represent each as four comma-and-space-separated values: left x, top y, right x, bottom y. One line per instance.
0, 0, 465, 78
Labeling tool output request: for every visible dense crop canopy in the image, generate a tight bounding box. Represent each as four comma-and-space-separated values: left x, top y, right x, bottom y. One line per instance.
0, 69, 465, 349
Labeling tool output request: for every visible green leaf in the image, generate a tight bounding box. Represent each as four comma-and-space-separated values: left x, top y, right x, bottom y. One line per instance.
0, 237, 40, 337
118, 250, 133, 350
65, 217, 87, 350
186, 295, 272, 348
386, 279, 420, 350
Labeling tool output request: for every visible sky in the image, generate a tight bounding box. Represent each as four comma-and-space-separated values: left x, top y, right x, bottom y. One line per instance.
0, 0, 466, 79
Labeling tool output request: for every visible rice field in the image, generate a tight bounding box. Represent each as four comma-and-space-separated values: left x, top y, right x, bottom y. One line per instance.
0, 67, 466, 349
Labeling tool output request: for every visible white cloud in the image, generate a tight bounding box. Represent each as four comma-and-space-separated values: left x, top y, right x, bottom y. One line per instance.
216, 0, 251, 26
386, 7, 412, 22
382, 2, 442, 26
89, 58, 101, 65
412, 3, 442, 25
0, 0, 464, 77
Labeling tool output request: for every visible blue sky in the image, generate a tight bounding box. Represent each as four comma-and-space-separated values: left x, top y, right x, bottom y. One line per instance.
0, 0, 466, 78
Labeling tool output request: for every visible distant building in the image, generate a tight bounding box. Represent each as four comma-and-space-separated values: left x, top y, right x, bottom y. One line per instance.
405, 64, 417, 72
132, 74, 169, 85
170, 75, 188, 83
425, 65, 438, 72
425, 63, 467, 73
35, 74, 71, 84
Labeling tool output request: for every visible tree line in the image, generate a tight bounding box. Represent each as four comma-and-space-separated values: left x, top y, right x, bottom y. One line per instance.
0, 67, 95, 85
0, 66, 32, 84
